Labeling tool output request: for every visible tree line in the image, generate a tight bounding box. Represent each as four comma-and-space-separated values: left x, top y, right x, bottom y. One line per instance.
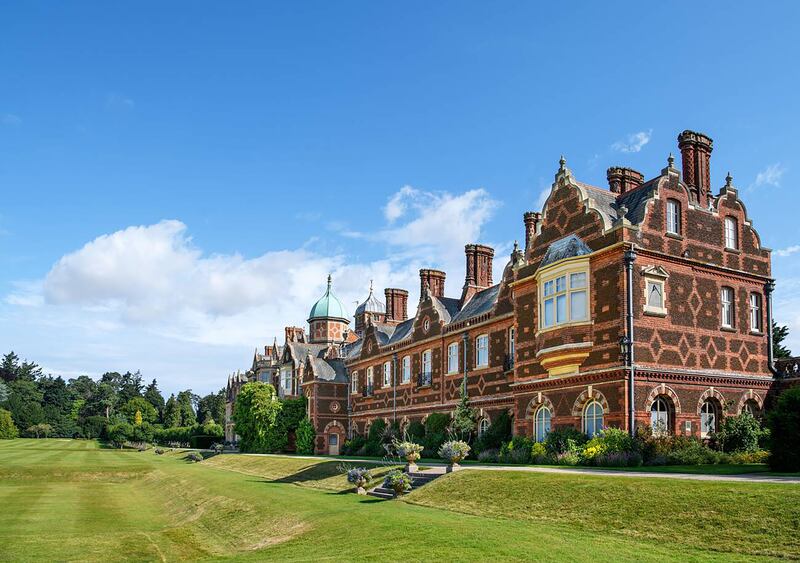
0, 351, 225, 440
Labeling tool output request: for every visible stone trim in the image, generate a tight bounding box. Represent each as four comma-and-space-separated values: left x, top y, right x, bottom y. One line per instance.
644, 383, 682, 414
571, 387, 610, 416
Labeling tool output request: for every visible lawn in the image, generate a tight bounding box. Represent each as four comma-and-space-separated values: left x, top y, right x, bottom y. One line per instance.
0, 440, 796, 561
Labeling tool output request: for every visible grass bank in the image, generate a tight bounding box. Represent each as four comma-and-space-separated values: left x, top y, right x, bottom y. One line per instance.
0, 439, 795, 561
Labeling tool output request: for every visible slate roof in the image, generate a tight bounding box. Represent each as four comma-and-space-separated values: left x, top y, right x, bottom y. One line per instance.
308, 356, 349, 383
355, 286, 385, 315
617, 178, 659, 225
451, 284, 501, 323
386, 318, 415, 345
285, 342, 326, 367
540, 234, 592, 268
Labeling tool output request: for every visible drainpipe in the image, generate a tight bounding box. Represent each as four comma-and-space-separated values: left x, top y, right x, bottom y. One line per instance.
624, 247, 637, 437
462, 330, 469, 396
765, 280, 780, 377
392, 351, 398, 424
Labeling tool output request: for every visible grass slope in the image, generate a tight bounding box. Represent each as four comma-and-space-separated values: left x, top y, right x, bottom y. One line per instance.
406, 469, 800, 560
0, 440, 793, 561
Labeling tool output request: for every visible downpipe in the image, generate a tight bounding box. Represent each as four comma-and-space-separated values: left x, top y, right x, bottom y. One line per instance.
765, 281, 780, 377
624, 247, 637, 437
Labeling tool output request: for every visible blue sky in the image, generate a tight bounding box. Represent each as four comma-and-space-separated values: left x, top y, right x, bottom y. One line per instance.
1, 2, 799, 396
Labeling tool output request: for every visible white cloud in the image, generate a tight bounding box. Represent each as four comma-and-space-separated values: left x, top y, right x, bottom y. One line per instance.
612, 129, 653, 153
4, 185, 502, 395
749, 163, 786, 191
1, 113, 21, 125
384, 185, 415, 223
775, 245, 800, 258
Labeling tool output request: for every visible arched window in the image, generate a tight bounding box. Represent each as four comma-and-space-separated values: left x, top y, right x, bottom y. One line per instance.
742, 399, 760, 418
700, 399, 720, 437
583, 401, 603, 437
478, 418, 490, 437
650, 397, 672, 435
534, 406, 552, 442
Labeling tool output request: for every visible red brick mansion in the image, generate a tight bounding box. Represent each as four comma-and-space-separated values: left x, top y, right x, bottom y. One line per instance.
225, 130, 784, 455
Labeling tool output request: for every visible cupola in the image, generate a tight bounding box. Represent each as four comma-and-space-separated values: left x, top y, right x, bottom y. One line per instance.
308, 275, 350, 344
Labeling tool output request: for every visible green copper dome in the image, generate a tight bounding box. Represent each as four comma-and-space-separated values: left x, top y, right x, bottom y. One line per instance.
308, 275, 350, 322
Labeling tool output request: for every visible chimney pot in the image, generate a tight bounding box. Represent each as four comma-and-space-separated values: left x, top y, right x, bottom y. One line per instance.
607, 167, 644, 194
419, 269, 446, 300
384, 288, 409, 323
677, 130, 714, 207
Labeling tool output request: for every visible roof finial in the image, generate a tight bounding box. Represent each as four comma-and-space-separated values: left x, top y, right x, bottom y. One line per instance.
668, 152, 675, 168
559, 155, 566, 170
512, 240, 519, 253
725, 171, 733, 187
369, 279, 373, 293
327, 273, 332, 290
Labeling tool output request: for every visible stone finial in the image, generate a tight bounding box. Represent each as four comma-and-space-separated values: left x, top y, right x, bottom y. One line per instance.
725, 171, 733, 187
512, 240, 519, 255
618, 204, 629, 219
559, 155, 567, 171
668, 153, 675, 168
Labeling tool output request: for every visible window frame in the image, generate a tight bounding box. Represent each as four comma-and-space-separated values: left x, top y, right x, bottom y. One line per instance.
749, 292, 763, 333
650, 397, 671, 436
700, 399, 719, 437
383, 361, 391, 388
582, 400, 604, 438
644, 278, 667, 316
534, 406, 552, 443
447, 342, 459, 374
366, 366, 374, 388
721, 286, 735, 329
351, 370, 358, 393
724, 216, 739, 250
422, 350, 432, 376
475, 334, 489, 367
401, 356, 411, 383
478, 418, 490, 437
538, 259, 590, 331
508, 326, 515, 357
666, 198, 681, 236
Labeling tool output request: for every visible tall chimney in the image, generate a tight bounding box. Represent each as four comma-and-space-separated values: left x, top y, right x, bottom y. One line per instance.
285, 326, 305, 343
523, 211, 541, 253
461, 244, 495, 304
384, 288, 409, 323
607, 167, 644, 195
419, 269, 446, 300
678, 130, 713, 207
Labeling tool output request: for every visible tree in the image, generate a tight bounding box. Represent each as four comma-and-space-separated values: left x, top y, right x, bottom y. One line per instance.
163, 395, 181, 428
768, 387, 800, 471
197, 389, 225, 425
176, 390, 197, 426
232, 382, 282, 452
39, 376, 76, 437
27, 423, 53, 438
120, 397, 158, 425
82, 382, 116, 419
5, 379, 44, 433
143, 379, 165, 421
107, 422, 133, 447
0, 352, 20, 382
773, 321, 792, 359
450, 382, 478, 442
118, 371, 144, 404
68, 375, 98, 400
134, 410, 143, 426
295, 418, 315, 454
0, 381, 9, 403
0, 408, 18, 439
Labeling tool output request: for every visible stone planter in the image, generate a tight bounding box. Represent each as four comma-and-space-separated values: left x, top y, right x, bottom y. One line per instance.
356, 485, 367, 495
446, 463, 461, 473
404, 453, 420, 473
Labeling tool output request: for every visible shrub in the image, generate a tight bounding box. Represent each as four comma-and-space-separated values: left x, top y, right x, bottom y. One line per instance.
210, 442, 224, 454
383, 470, 412, 495
472, 411, 513, 455
295, 418, 316, 455
342, 435, 365, 456
729, 449, 769, 464
366, 419, 387, 457
595, 451, 643, 467
717, 412, 764, 453
545, 426, 587, 455
0, 408, 18, 439
666, 440, 726, 465
530, 442, 552, 464
768, 387, 800, 471
499, 435, 534, 464
107, 422, 133, 448
186, 451, 204, 462
154, 448, 166, 455
477, 448, 499, 463
555, 451, 580, 465
580, 428, 634, 465
439, 440, 470, 464
405, 421, 425, 443
422, 413, 450, 458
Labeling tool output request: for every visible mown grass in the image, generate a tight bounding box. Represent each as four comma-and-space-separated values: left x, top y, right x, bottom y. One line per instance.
0, 439, 795, 561
405, 469, 800, 560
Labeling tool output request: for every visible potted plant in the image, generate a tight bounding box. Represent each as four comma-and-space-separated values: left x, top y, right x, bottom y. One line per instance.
395, 440, 424, 473
383, 469, 412, 497
346, 467, 372, 495
439, 440, 471, 472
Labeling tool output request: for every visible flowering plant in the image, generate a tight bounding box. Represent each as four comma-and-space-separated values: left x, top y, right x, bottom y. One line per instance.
438, 440, 471, 464
395, 441, 424, 462
383, 470, 412, 495
346, 467, 372, 487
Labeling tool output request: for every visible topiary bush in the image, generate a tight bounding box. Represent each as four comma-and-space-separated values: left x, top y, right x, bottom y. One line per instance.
768, 387, 800, 472
405, 421, 425, 443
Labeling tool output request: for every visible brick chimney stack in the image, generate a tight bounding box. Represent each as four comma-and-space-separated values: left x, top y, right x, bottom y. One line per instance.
461, 244, 494, 304
419, 269, 446, 300
678, 130, 714, 208
384, 288, 409, 323
607, 167, 645, 195
523, 211, 541, 253
285, 326, 305, 343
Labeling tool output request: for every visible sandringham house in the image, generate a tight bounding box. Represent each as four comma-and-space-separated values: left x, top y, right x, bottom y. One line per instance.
226, 130, 786, 454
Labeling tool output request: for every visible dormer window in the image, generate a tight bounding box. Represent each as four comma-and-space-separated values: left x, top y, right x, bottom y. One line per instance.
724, 217, 738, 250
666, 199, 681, 235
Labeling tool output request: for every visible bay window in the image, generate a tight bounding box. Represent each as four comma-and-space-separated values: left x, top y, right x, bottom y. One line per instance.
541, 268, 589, 329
